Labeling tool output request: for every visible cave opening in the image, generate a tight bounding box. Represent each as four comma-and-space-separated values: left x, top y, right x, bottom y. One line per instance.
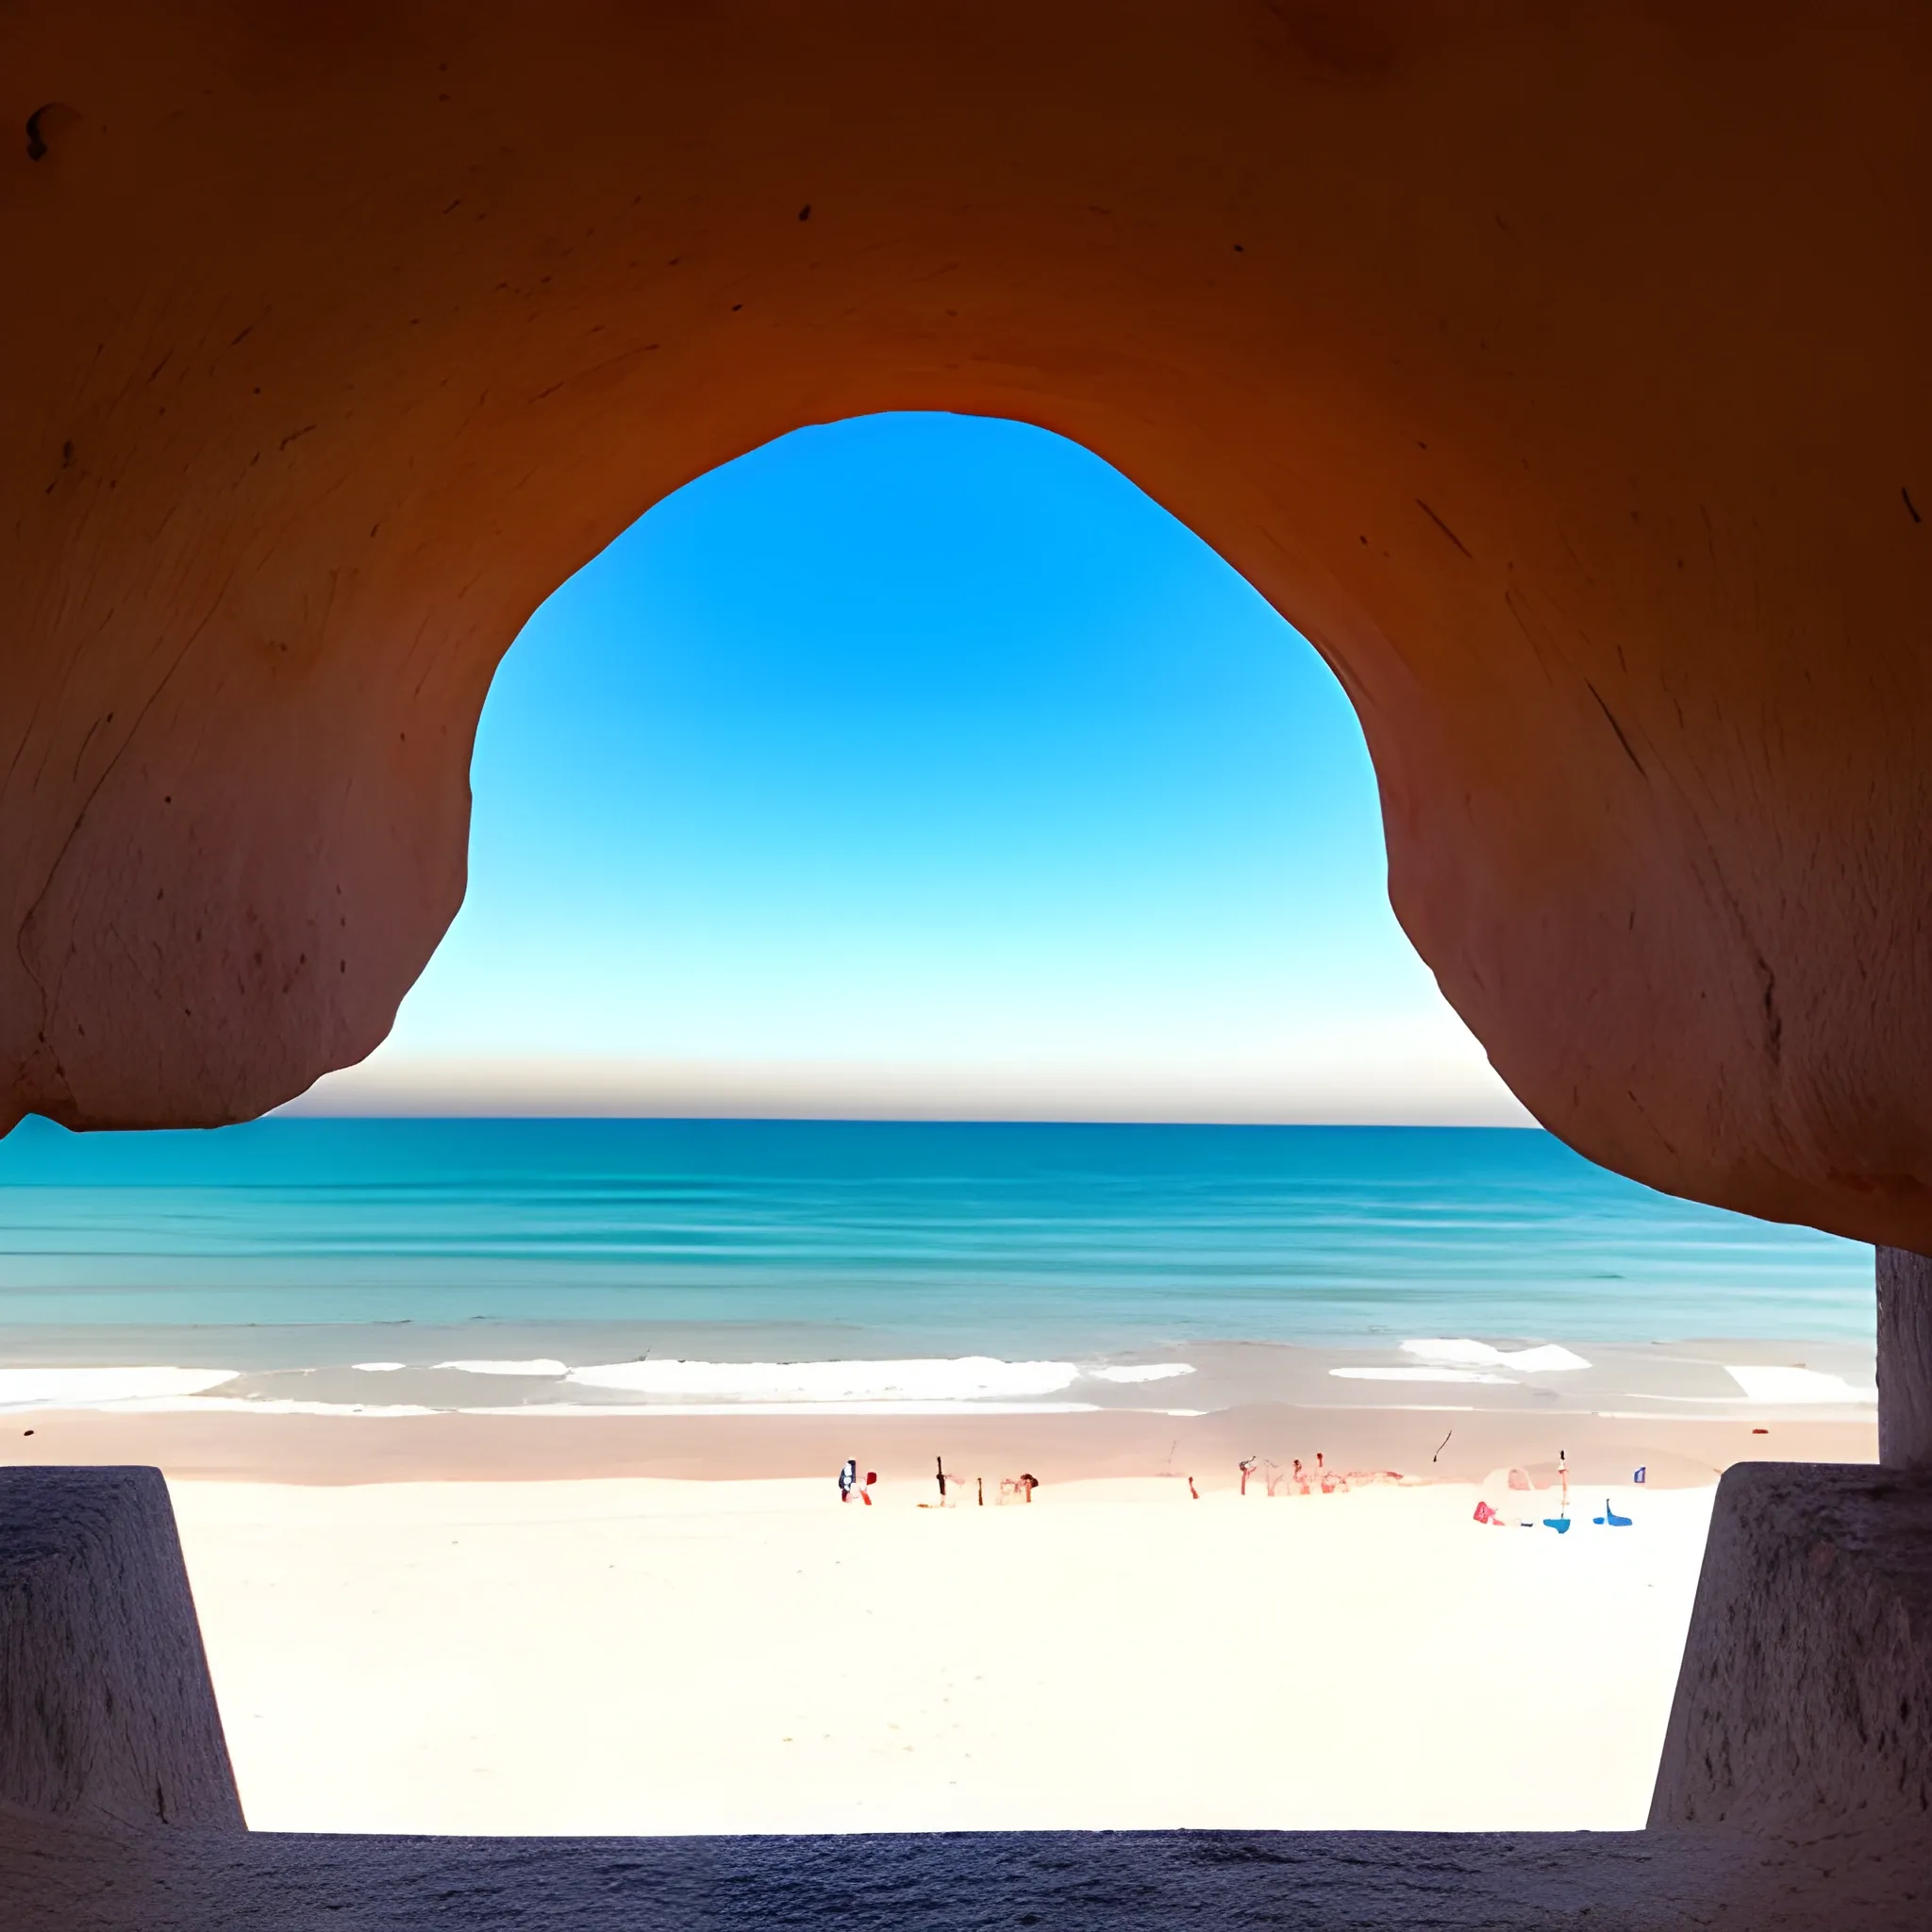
331, 408, 1501, 1127
0, 410, 1874, 1838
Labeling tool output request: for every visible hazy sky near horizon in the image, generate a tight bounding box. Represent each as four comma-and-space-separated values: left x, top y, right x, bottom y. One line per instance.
301, 412, 1525, 1123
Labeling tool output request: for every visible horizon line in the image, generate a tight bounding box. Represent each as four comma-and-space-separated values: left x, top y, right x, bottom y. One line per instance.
277, 1051, 1536, 1130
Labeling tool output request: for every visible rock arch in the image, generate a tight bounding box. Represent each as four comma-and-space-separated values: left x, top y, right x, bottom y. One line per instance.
8, 8, 1932, 1920
8, 4, 1932, 1257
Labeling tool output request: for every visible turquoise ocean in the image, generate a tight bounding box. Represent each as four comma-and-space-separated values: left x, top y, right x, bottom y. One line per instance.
0, 1118, 1869, 1367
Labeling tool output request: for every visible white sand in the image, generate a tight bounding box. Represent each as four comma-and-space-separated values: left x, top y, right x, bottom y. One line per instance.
169, 1474, 1712, 1837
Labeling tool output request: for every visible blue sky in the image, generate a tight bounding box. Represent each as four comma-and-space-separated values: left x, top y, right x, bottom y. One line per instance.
297, 413, 1523, 1122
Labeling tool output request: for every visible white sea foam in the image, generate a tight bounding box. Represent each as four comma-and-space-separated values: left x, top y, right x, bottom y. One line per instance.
1329, 1367, 1513, 1385
0, 1366, 238, 1409
565, 1357, 1081, 1403
1725, 1365, 1876, 1405
435, 1358, 568, 1377
1087, 1363, 1194, 1384
1403, 1339, 1591, 1373
354, 1362, 407, 1373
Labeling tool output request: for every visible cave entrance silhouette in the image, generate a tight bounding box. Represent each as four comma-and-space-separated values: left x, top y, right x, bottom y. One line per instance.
8, 7, 1932, 1922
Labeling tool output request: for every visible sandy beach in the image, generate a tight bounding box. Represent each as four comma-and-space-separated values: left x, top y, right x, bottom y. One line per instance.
0, 1391, 1874, 1838
167, 1470, 1712, 1836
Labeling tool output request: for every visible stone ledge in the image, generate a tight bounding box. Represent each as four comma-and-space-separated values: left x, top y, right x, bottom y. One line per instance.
0, 1810, 1738, 1932
5, 1810, 1928, 1931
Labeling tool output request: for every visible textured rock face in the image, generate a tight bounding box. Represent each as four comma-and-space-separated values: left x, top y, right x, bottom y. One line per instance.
2, 1806, 1928, 1929
0, 1808, 1868, 1931
1651, 1464, 1932, 1837
1878, 1250, 1932, 1470
0, 1468, 242, 1828
6, 5, 1932, 1246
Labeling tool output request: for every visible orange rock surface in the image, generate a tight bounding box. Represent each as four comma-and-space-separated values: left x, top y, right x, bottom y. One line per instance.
6, 5, 1931, 1245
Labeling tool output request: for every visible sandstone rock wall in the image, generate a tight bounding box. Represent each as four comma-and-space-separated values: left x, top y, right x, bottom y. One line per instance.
6, 5, 1932, 1247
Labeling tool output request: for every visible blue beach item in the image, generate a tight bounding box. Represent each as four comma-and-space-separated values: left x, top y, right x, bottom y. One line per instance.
1543, 1515, 1571, 1533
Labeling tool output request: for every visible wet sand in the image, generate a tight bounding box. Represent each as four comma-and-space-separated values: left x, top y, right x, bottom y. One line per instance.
0, 1399, 1874, 1490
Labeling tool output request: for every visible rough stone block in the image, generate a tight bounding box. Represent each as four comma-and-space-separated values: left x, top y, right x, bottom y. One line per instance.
0, 1467, 242, 1828
1651, 1461, 1932, 1833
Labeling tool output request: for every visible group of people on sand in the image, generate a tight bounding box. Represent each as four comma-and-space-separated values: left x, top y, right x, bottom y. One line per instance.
837, 1457, 1038, 1506
840, 1450, 1425, 1505
1237, 1451, 1397, 1496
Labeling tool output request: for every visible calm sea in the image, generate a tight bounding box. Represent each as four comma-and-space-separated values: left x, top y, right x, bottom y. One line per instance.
0, 1118, 1869, 1362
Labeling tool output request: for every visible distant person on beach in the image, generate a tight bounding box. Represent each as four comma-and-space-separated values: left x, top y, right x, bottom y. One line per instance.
839, 1457, 858, 1503
1291, 1457, 1307, 1494
1239, 1456, 1257, 1495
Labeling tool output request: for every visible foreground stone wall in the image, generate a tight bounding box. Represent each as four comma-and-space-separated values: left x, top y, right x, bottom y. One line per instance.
0, 1810, 1766, 1932
0, 1462, 1922, 1924
1652, 1463, 1932, 1837
0, 1468, 242, 1829
6, 5, 1932, 1249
